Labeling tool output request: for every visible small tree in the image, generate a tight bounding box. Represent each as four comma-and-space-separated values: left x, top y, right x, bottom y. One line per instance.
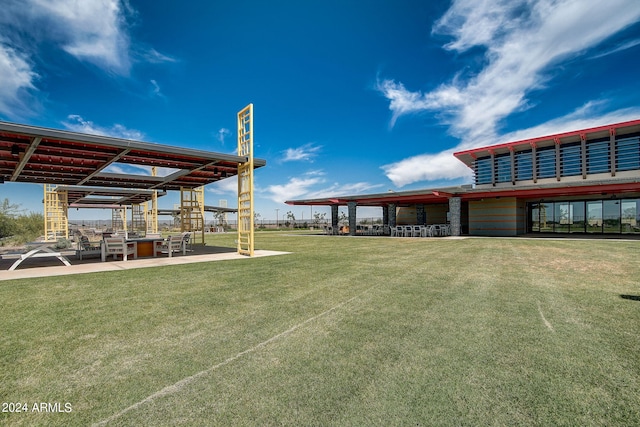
15, 212, 44, 242
0, 199, 43, 243
313, 212, 327, 227
286, 211, 296, 228
213, 211, 227, 229
0, 198, 22, 239
338, 211, 348, 225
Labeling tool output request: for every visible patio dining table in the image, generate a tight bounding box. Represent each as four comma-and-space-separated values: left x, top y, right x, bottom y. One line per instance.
127, 238, 166, 258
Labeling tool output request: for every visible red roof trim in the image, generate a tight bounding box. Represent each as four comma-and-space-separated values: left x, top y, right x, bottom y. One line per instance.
462, 182, 640, 201
453, 118, 640, 159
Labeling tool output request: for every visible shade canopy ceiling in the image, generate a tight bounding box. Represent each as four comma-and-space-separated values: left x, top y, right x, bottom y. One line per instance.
0, 121, 266, 206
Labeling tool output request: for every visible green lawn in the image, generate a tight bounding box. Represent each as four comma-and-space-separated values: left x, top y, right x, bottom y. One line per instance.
1, 233, 639, 426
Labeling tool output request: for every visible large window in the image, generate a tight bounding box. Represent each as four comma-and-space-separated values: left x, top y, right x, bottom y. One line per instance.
475, 157, 492, 185
561, 143, 582, 176
537, 148, 556, 179
616, 137, 640, 171
528, 199, 640, 234
530, 203, 540, 231
515, 150, 533, 180
587, 139, 610, 174
495, 154, 512, 183
570, 201, 585, 233
603, 200, 621, 233
587, 201, 603, 233
539, 202, 553, 232
554, 202, 570, 232
621, 200, 640, 233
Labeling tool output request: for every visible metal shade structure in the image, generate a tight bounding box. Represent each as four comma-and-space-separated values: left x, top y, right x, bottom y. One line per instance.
0, 121, 266, 204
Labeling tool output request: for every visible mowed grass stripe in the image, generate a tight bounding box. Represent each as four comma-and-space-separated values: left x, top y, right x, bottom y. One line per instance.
1, 233, 639, 426
92, 286, 376, 426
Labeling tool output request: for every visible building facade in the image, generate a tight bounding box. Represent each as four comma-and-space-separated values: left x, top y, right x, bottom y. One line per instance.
287, 119, 640, 237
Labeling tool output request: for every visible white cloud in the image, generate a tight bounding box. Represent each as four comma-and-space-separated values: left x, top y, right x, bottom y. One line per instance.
589, 38, 640, 60
496, 103, 640, 146
29, 0, 132, 74
0, 43, 38, 118
149, 79, 168, 100
208, 177, 237, 195
382, 151, 473, 188
0, 1, 175, 115
216, 128, 231, 144
282, 143, 321, 162
142, 48, 177, 64
267, 176, 325, 204
266, 170, 382, 203
303, 182, 384, 200
381, 103, 640, 188
63, 114, 145, 140
377, 0, 640, 187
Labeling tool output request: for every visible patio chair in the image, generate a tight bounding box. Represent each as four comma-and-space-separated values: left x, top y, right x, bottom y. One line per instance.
421, 225, 435, 237
180, 232, 192, 252
154, 235, 185, 257
412, 225, 422, 237
77, 235, 102, 260
101, 236, 137, 262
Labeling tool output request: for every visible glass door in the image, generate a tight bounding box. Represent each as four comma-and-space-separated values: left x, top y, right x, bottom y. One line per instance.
603, 200, 621, 233
621, 199, 640, 234
569, 201, 585, 233
586, 201, 602, 233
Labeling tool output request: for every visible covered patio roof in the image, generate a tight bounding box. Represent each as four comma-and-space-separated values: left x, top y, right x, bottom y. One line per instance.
286, 186, 473, 207
287, 179, 640, 208
0, 121, 266, 205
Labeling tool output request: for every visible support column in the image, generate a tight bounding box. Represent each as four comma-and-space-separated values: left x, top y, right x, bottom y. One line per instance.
449, 197, 461, 236
581, 134, 587, 179
610, 128, 616, 177
490, 151, 496, 186
348, 201, 357, 236
382, 205, 389, 227
532, 143, 538, 183
388, 203, 397, 228
555, 138, 561, 181
331, 205, 339, 234
510, 147, 516, 185
416, 204, 426, 225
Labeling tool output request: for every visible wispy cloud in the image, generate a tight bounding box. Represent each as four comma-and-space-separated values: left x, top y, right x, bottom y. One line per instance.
303, 182, 384, 200
141, 48, 178, 64
281, 143, 321, 162
208, 176, 237, 195
589, 38, 640, 60
0, 43, 39, 118
27, 0, 133, 75
216, 128, 232, 145
377, 0, 640, 187
267, 174, 325, 204
63, 114, 145, 140
0, 0, 175, 117
150, 79, 166, 99
381, 103, 640, 188
266, 170, 381, 204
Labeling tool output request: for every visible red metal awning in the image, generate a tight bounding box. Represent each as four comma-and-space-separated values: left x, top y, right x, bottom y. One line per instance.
0, 121, 266, 205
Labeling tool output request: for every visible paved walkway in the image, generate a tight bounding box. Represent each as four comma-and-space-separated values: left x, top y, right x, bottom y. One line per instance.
0, 248, 290, 281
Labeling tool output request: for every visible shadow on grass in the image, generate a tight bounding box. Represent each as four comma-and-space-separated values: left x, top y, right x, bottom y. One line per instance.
620, 294, 640, 302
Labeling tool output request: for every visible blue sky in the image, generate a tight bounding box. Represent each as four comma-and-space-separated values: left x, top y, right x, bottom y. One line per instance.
1, 0, 640, 222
